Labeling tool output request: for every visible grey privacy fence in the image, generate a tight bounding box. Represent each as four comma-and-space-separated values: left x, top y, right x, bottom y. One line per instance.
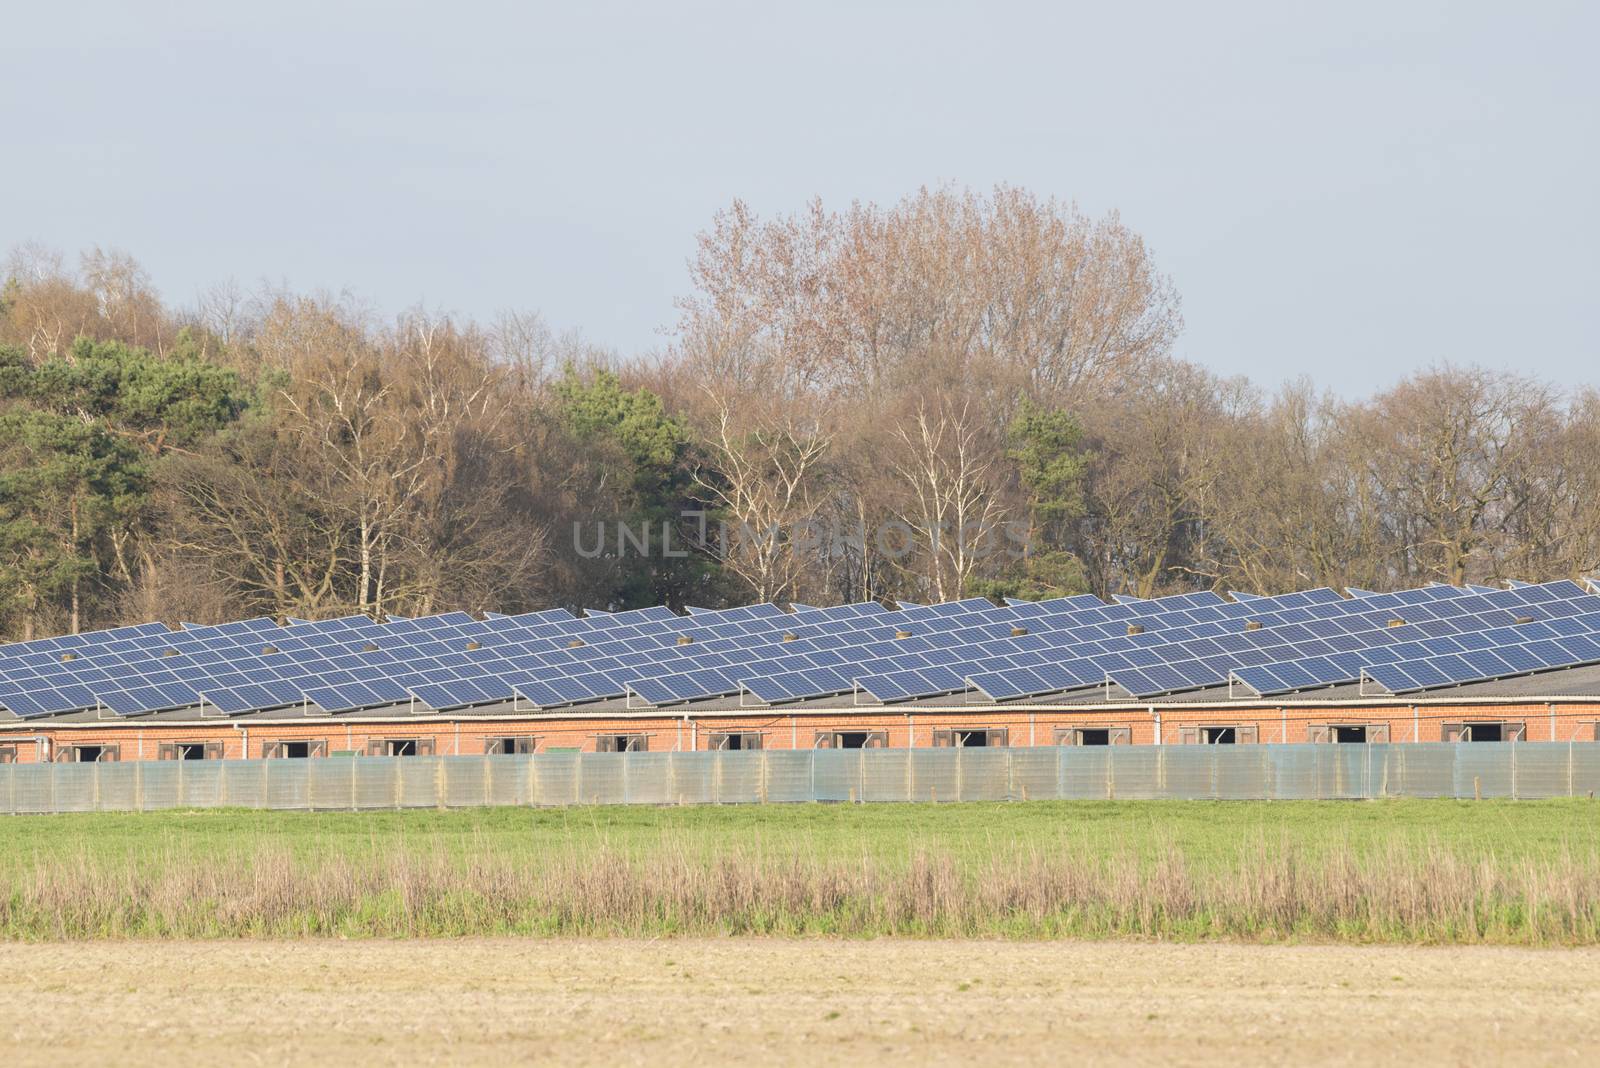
2, 743, 1599, 814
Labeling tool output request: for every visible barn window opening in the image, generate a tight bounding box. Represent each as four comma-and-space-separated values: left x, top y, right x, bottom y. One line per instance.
178, 743, 207, 760
932, 729, 1008, 748
595, 734, 648, 753
1466, 723, 1503, 742
815, 731, 887, 749
365, 738, 433, 757
73, 746, 104, 763
711, 732, 762, 751
1202, 727, 1237, 744
1333, 726, 1367, 744
1053, 727, 1132, 746
485, 736, 537, 755
265, 740, 326, 758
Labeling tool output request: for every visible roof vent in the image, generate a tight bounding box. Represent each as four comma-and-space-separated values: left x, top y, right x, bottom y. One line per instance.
362, 642, 380, 653
781, 632, 799, 642
1244, 621, 1262, 631
1386, 618, 1407, 629
895, 629, 914, 639
261, 645, 278, 655
1010, 626, 1029, 637
1127, 624, 1144, 636
567, 639, 586, 649
162, 648, 179, 657
1514, 615, 1536, 625
465, 640, 482, 651
60, 652, 77, 662
676, 635, 694, 646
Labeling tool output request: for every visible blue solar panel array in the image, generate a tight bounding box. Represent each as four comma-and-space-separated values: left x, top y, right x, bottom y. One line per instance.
1, 581, 1599, 721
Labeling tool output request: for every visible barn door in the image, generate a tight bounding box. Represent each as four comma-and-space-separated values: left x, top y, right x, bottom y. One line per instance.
1503, 722, 1526, 742
931, 730, 954, 747
1367, 723, 1390, 744
813, 732, 835, 749
1306, 724, 1330, 744
1178, 727, 1199, 745
1442, 722, 1465, 742
864, 732, 888, 748
1236, 726, 1258, 744
157, 743, 177, 761
204, 741, 224, 760
1108, 727, 1132, 745
415, 738, 436, 756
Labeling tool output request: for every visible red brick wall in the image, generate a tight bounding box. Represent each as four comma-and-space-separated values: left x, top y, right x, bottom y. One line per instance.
3, 703, 1597, 763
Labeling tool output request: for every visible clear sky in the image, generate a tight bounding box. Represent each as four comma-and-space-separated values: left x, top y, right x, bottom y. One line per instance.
3, 1, 1594, 395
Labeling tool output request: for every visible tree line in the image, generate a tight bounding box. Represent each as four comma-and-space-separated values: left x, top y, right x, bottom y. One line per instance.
1, 187, 1595, 640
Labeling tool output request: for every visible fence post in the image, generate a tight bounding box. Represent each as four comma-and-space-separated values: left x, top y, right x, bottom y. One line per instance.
758, 750, 768, 804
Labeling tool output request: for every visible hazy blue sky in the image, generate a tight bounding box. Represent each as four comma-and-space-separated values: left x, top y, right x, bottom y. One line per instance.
3, 1, 1594, 395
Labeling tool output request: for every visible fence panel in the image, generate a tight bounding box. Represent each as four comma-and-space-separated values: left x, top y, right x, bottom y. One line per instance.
1, 743, 1598, 813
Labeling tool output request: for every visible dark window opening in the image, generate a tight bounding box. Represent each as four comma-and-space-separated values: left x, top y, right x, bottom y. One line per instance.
1444, 721, 1523, 743
178, 743, 207, 760
266, 739, 325, 758
486, 736, 537, 755
74, 745, 105, 763
388, 739, 418, 756
1202, 727, 1237, 744
0, 745, 18, 764
711, 733, 762, 751
815, 730, 887, 749
931, 729, 1006, 748
1054, 727, 1132, 746
596, 734, 647, 753
1333, 726, 1366, 744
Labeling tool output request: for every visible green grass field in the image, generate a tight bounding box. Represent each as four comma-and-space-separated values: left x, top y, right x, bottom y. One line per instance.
3, 800, 1599, 942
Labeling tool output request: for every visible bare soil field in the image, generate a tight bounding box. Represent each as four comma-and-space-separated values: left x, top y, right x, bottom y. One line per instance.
1, 939, 1596, 1066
